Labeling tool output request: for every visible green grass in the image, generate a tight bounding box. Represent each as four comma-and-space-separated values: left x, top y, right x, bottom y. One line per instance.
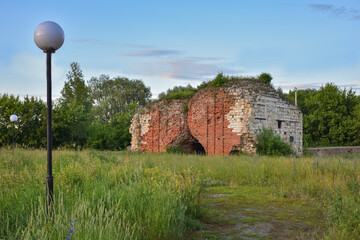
1, 149, 360, 239
238, 217, 269, 224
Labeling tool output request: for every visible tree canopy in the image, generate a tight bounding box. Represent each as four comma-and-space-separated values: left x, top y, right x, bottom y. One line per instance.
287, 83, 360, 147
0, 62, 151, 150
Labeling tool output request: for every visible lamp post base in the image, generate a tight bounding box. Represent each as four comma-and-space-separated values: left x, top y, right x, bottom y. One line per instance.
46, 175, 54, 218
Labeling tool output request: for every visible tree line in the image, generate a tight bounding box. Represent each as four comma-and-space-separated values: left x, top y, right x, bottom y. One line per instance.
0, 62, 151, 150
285, 84, 360, 147
1, 66, 360, 149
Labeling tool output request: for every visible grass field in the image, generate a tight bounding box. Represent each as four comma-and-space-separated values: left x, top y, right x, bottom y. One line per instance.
1, 149, 360, 239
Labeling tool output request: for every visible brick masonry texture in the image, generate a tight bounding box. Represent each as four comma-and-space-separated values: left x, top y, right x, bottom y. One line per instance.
130, 99, 189, 153
130, 80, 303, 155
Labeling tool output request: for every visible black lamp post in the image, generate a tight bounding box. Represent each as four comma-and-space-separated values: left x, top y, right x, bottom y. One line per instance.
34, 21, 64, 218
10, 114, 18, 149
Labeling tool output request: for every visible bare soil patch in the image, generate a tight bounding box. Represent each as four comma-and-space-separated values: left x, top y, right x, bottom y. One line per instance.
187, 186, 324, 240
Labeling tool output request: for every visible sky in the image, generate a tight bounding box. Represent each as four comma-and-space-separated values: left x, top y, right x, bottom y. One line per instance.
1, 0, 360, 99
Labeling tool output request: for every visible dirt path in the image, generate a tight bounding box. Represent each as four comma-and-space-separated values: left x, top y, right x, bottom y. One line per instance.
187, 186, 324, 240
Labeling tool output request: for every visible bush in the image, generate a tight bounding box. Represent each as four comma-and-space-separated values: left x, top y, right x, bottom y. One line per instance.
158, 85, 197, 100
211, 73, 229, 87
255, 127, 294, 156
258, 73, 272, 84
197, 73, 230, 90
166, 146, 185, 154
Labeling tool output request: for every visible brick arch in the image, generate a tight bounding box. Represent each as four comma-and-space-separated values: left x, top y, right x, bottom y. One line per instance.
187, 89, 253, 155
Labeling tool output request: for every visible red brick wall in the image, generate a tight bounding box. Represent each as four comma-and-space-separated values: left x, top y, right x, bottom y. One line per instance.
131, 81, 302, 155
140, 100, 185, 153
187, 89, 243, 155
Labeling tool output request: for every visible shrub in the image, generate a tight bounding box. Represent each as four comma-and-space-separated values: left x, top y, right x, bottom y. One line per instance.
197, 73, 230, 90
166, 145, 185, 154
255, 127, 294, 156
158, 85, 197, 100
258, 73, 272, 84
211, 73, 229, 87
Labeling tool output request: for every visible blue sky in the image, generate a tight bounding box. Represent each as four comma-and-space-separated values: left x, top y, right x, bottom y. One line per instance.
1, 0, 360, 99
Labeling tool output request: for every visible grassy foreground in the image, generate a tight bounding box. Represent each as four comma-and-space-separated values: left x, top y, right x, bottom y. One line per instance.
1, 149, 360, 239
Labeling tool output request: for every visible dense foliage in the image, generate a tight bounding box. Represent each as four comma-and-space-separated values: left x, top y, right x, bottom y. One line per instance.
0, 62, 151, 150
286, 83, 360, 147
0, 95, 46, 148
258, 73, 273, 84
255, 127, 294, 156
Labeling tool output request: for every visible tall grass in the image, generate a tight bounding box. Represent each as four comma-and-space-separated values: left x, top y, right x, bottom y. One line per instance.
1, 149, 359, 239
0, 150, 202, 239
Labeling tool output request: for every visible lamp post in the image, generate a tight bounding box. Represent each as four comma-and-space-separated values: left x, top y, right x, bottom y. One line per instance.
34, 21, 64, 218
10, 114, 18, 149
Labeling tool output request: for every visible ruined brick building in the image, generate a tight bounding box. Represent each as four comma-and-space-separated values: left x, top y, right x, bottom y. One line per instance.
130, 79, 303, 155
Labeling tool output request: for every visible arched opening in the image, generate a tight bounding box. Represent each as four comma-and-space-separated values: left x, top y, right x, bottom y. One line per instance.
193, 140, 206, 155
229, 149, 240, 155
174, 138, 206, 155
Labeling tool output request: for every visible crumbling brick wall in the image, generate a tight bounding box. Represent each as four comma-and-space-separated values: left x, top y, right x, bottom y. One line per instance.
130, 99, 190, 153
130, 80, 303, 155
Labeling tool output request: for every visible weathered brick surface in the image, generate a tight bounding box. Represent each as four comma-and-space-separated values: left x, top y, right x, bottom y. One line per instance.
187, 89, 245, 155
130, 100, 187, 153
130, 80, 303, 155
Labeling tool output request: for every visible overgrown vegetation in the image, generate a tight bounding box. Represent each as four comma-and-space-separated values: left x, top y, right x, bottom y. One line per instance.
158, 72, 270, 101
285, 83, 360, 147
0, 150, 202, 239
158, 73, 272, 103
255, 127, 294, 156
197, 72, 259, 90
258, 72, 273, 84
1, 149, 360, 239
158, 84, 197, 101
166, 145, 185, 154
0, 62, 151, 150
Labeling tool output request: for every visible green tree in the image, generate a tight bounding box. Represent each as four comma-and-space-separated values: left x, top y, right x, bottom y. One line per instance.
87, 75, 151, 150
0, 94, 22, 147
301, 83, 359, 147
258, 73, 272, 84
54, 62, 92, 149
17, 96, 46, 148
88, 75, 151, 122
87, 104, 137, 150
0, 94, 46, 148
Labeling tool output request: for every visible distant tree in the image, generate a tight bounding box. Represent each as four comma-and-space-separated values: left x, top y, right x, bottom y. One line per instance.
88, 75, 151, 122
258, 73, 272, 84
0, 94, 46, 148
301, 83, 359, 147
17, 96, 46, 148
54, 62, 92, 149
287, 88, 318, 115
0, 94, 22, 147
87, 75, 151, 150
87, 105, 136, 150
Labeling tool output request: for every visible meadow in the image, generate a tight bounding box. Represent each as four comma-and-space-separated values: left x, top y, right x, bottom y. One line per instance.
1, 149, 359, 239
